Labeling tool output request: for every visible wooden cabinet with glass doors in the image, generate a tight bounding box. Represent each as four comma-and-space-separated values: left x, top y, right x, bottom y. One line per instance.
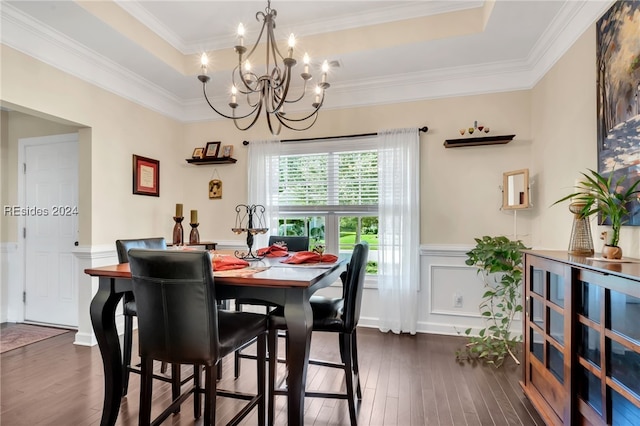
522, 251, 640, 426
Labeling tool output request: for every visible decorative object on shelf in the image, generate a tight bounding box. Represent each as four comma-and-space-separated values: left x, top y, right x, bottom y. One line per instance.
204, 141, 221, 158
132, 155, 160, 197
186, 157, 237, 165
192, 147, 204, 159
553, 168, 640, 259
457, 121, 489, 138
172, 203, 184, 245
231, 204, 269, 260
189, 210, 200, 244
457, 236, 528, 367
567, 202, 594, 256
222, 145, 233, 158
443, 134, 515, 148
197, 0, 331, 136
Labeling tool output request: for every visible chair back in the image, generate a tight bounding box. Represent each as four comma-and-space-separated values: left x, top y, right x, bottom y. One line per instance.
128, 249, 220, 366
268, 235, 309, 252
116, 237, 166, 263
342, 241, 369, 332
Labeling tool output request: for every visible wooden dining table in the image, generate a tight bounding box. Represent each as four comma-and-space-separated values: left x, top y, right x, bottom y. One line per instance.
85, 253, 346, 426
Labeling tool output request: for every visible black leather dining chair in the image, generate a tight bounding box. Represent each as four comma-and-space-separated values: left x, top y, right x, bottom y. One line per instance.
128, 249, 267, 426
267, 241, 369, 426
234, 235, 310, 378
115, 237, 170, 396
267, 235, 309, 251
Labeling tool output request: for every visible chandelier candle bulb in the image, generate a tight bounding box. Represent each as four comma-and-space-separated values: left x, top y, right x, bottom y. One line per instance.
237, 23, 245, 47
175, 203, 183, 218
231, 86, 237, 106
200, 53, 208, 74
288, 34, 295, 58
303, 53, 310, 75
321, 60, 329, 85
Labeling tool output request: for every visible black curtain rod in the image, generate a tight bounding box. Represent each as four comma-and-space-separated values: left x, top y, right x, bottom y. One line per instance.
241, 126, 428, 145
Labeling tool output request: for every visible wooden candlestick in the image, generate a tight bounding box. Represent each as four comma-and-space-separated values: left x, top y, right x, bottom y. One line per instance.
172, 216, 184, 245
189, 223, 200, 244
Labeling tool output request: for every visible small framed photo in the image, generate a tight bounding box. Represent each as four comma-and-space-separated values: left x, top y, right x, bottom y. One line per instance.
132, 154, 160, 197
222, 145, 233, 158
204, 141, 221, 158
192, 147, 204, 159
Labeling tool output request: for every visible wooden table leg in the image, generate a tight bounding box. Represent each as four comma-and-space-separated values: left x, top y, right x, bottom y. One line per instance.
283, 289, 313, 426
89, 277, 124, 426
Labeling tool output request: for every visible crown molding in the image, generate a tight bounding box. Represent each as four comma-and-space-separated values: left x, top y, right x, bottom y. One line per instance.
525, 0, 613, 87
117, 0, 483, 54
1, 3, 183, 119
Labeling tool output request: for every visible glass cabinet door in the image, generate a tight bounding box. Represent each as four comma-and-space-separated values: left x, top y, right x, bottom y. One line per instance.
577, 273, 640, 425
524, 256, 571, 424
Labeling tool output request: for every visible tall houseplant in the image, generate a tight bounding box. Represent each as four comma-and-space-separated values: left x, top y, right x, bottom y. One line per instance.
553, 169, 640, 259
457, 236, 528, 367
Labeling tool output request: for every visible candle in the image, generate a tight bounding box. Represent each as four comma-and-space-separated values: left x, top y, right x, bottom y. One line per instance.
191, 210, 197, 224
288, 34, 295, 58
303, 53, 310, 75
175, 203, 183, 217
231, 85, 237, 104
321, 60, 329, 84
200, 53, 208, 74
237, 23, 245, 47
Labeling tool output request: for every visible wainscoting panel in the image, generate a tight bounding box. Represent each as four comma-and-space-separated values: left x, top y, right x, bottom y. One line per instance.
0, 243, 20, 323
418, 244, 523, 336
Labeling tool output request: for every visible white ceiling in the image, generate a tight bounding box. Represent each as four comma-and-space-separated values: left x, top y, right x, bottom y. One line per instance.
1, 1, 613, 122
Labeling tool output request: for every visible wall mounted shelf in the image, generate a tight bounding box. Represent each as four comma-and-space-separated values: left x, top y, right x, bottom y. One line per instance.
185, 157, 237, 165
443, 134, 515, 148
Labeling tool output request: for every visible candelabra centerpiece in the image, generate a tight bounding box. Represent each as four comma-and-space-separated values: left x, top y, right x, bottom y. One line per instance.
232, 204, 268, 260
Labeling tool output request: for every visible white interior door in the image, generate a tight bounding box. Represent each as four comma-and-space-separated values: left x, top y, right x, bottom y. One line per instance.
23, 134, 79, 327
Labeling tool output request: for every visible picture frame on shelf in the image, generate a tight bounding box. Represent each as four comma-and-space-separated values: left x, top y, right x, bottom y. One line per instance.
222, 145, 233, 158
132, 154, 160, 197
204, 141, 221, 158
192, 147, 204, 159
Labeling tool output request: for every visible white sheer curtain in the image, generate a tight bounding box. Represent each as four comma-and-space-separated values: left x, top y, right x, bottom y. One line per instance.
377, 128, 420, 334
247, 139, 281, 248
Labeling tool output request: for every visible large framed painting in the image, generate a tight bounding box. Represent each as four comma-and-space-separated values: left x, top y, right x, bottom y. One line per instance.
596, 0, 640, 225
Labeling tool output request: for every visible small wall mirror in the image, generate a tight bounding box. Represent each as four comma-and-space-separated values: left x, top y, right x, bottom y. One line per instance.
502, 169, 530, 210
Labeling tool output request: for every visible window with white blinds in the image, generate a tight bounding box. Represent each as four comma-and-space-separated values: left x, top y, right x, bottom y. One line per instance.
278, 137, 378, 213
266, 136, 379, 275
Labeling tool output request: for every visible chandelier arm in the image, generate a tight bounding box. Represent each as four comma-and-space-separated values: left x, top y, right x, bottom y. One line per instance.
275, 109, 319, 132
235, 60, 261, 95
275, 90, 325, 123
265, 105, 283, 136
282, 80, 308, 104
242, 13, 269, 62
269, 65, 292, 114
201, 82, 262, 121
232, 101, 264, 132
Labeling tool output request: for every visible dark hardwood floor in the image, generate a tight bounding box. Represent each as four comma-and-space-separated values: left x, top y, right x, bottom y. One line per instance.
1, 326, 544, 425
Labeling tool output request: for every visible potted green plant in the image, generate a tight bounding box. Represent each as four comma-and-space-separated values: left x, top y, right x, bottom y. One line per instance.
553, 169, 640, 259
457, 236, 528, 367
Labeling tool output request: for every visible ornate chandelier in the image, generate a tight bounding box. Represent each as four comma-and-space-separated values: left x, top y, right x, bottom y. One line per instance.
197, 0, 330, 135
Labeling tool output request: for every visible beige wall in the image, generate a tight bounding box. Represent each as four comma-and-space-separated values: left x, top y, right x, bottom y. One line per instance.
1, 46, 184, 246
183, 91, 533, 246
531, 25, 640, 258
